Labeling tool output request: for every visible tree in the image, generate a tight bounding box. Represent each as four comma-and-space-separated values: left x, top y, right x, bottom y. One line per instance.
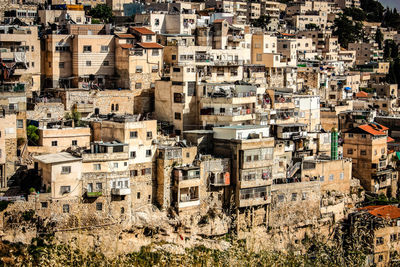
360, 0, 384, 22
384, 40, 399, 60
251, 15, 271, 30
65, 110, 83, 127
89, 4, 113, 23
343, 7, 366, 21
375, 28, 383, 49
27, 125, 39, 146
387, 58, 400, 86
333, 14, 363, 48
305, 23, 319, 30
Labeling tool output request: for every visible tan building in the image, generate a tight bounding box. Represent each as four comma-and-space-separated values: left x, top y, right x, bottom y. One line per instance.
213, 126, 274, 229
343, 123, 398, 197
0, 111, 17, 188
0, 25, 41, 96
348, 42, 383, 65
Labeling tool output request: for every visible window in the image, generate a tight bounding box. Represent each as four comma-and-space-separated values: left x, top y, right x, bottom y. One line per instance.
17, 120, 23, 128
302, 192, 307, 200
347, 149, 353, 154
130, 151, 136, 158
94, 164, 101, 170
152, 49, 159, 56
381, 148, 385, 154
175, 112, 181, 120
72, 140, 77, 146
96, 202, 103, 211
59, 62, 65, 68
60, 186, 71, 194
256, 54, 262, 61
135, 83, 142, 89
361, 134, 367, 139
152, 65, 159, 73
146, 150, 152, 157
340, 172, 344, 180
87, 183, 93, 192
130, 131, 138, 138
96, 183, 102, 190
146, 35, 152, 41
131, 170, 138, 176
142, 168, 151, 175
155, 18, 160, 25
146, 131, 152, 139
174, 93, 183, 103
103, 61, 109, 66
52, 141, 58, 146
320, 175, 325, 182
113, 163, 118, 168
329, 174, 334, 181
172, 55, 176, 60
136, 66, 143, 73
63, 204, 70, 213
41, 202, 48, 208
173, 67, 180, 72
378, 255, 383, 262
137, 192, 141, 199
360, 150, 367, 155
150, 83, 155, 89
291, 193, 297, 201
86, 61, 91, 66
186, 152, 190, 158
100, 45, 108, 52
83, 45, 92, 52
61, 166, 71, 174
391, 234, 397, 242
376, 237, 384, 245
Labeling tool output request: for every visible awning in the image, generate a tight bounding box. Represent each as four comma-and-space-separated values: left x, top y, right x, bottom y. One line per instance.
344, 87, 351, 91
396, 151, 400, 160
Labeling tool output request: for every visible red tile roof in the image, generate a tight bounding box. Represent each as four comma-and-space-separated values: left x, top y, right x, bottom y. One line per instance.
358, 124, 387, 136
356, 91, 369, 98
388, 136, 395, 143
359, 205, 400, 220
137, 42, 163, 49
131, 27, 155, 35
115, 33, 135, 39
120, 44, 133, 49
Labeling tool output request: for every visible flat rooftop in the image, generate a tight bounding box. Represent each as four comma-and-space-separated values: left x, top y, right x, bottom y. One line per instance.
214, 125, 268, 130
33, 152, 81, 164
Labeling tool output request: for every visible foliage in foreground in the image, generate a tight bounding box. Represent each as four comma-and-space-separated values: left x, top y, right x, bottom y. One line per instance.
0, 232, 369, 267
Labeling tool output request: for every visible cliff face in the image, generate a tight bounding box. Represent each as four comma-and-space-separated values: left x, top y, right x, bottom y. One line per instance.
0, 179, 363, 256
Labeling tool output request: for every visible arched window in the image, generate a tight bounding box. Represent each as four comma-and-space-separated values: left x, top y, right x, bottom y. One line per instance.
111, 104, 114, 111
116, 104, 119, 111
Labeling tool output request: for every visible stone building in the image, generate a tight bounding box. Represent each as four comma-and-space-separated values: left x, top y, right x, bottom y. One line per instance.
343, 123, 398, 197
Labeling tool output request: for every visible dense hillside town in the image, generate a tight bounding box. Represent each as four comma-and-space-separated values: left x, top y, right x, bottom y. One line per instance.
1, 0, 400, 265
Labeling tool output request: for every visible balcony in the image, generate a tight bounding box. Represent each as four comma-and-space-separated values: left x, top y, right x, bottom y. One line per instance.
111, 188, 131, 196
178, 199, 200, 208
212, 60, 244, 66
210, 172, 230, 186
0, 83, 25, 92
86, 191, 102, 198
228, 35, 244, 42
281, 131, 308, 139
129, 48, 144, 57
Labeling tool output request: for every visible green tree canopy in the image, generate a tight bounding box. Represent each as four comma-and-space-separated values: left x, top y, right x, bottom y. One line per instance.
360, 0, 384, 22
343, 7, 367, 21
251, 15, 271, 30
89, 4, 113, 23
27, 125, 39, 146
333, 14, 363, 49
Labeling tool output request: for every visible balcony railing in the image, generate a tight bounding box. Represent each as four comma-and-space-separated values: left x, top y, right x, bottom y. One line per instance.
86, 191, 102, 198
111, 188, 131, 196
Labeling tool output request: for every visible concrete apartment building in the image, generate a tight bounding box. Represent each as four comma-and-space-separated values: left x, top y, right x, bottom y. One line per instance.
0, 25, 41, 96
343, 123, 398, 197
199, 84, 257, 128
43, 24, 115, 89
92, 116, 157, 208
213, 126, 274, 229
348, 41, 384, 65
